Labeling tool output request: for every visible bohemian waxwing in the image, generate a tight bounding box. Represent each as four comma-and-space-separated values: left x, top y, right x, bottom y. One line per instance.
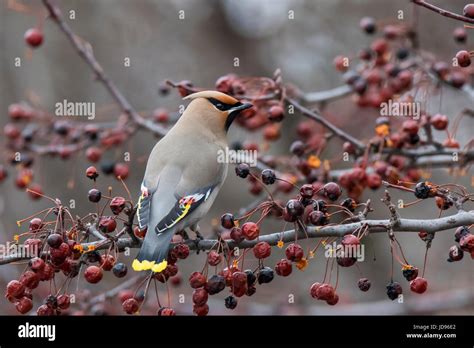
132, 91, 252, 273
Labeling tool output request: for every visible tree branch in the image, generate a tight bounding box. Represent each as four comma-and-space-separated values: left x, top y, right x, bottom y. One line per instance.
285, 97, 366, 153
41, 0, 168, 137
412, 0, 474, 24
2, 210, 473, 265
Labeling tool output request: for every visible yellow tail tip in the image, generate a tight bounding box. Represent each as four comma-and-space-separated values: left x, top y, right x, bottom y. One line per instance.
132, 259, 155, 271
151, 260, 168, 273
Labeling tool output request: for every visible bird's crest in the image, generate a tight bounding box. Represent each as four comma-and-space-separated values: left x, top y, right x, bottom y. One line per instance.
183, 90, 239, 105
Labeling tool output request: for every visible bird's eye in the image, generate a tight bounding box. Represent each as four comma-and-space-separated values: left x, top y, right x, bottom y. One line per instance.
208, 98, 230, 111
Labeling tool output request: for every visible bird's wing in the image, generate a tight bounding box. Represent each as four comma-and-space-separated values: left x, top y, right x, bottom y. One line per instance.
133, 162, 224, 273
154, 185, 214, 234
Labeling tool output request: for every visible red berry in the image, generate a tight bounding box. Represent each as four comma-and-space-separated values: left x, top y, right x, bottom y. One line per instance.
268, 105, 285, 122
300, 184, 314, 199
118, 289, 134, 303
86, 166, 99, 180
110, 196, 126, 215
97, 217, 116, 235
275, 259, 292, 277
193, 303, 209, 316
158, 307, 176, 316
310, 282, 321, 299
134, 226, 147, 239
29, 218, 43, 232
453, 27, 467, 43
383, 25, 399, 40
367, 173, 382, 190
342, 234, 360, 246
463, 4, 474, 18
29, 257, 45, 273
4, 123, 21, 139
460, 234, 474, 252
37, 304, 55, 316
85, 147, 102, 163
15, 296, 33, 314
402, 120, 419, 136
189, 272, 207, 289
241, 222, 260, 240
24, 28, 43, 47
230, 227, 244, 243
253, 241, 271, 259
57, 294, 71, 309
84, 265, 103, 284
207, 250, 222, 266
215, 74, 236, 94
448, 245, 464, 262
152, 108, 169, 123
371, 38, 388, 55
174, 243, 190, 259
192, 288, 209, 306
7, 280, 25, 298
410, 277, 428, 294
431, 114, 448, 130
113, 163, 129, 180
333, 55, 348, 72
122, 298, 139, 314
100, 254, 116, 271
285, 243, 304, 262
316, 283, 335, 301
326, 293, 339, 306
38, 263, 54, 281
20, 271, 40, 289
323, 182, 342, 201
456, 50, 471, 67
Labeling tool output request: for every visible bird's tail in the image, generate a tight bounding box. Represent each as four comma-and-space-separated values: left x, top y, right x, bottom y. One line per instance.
132, 231, 174, 273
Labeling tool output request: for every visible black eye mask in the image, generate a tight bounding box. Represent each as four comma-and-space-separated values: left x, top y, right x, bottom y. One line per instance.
207, 97, 239, 111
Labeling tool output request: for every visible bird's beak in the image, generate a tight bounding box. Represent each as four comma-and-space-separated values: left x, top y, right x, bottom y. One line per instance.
225, 103, 253, 131
229, 102, 253, 114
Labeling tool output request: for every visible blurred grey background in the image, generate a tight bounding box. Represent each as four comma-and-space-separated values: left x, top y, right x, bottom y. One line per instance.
0, 0, 472, 315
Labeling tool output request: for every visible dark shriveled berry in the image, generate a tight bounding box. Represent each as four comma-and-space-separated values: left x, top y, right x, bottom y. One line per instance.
205, 275, 226, 295
402, 265, 419, 281
221, 213, 235, 229
340, 197, 356, 212
235, 163, 250, 178
285, 199, 304, 218
257, 267, 274, 284
261, 169, 276, 185
88, 189, 102, 203
358, 278, 371, 292
225, 295, 238, 309
244, 270, 257, 286
414, 182, 431, 199
112, 263, 128, 278
386, 281, 403, 300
